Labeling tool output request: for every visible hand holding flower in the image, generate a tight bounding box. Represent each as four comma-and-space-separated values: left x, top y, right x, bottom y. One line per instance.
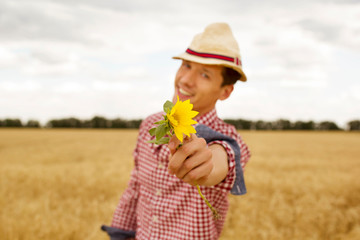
168, 133, 213, 186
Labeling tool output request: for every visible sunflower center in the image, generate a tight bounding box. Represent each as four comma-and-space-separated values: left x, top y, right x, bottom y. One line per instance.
167, 113, 178, 127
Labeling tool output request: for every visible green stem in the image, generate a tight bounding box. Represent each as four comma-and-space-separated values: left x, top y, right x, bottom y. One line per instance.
196, 183, 221, 220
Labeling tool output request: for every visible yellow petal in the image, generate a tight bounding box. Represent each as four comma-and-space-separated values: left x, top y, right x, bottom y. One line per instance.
174, 126, 184, 142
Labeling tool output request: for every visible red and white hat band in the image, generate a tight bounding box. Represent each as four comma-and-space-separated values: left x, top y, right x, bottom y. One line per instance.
186, 48, 242, 66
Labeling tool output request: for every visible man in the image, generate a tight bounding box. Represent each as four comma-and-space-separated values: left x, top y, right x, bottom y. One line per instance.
102, 22, 250, 240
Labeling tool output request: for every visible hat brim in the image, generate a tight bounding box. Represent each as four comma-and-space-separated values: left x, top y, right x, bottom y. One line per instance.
173, 52, 247, 82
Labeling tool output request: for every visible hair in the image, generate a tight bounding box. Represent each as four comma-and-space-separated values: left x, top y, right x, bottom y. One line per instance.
221, 67, 241, 87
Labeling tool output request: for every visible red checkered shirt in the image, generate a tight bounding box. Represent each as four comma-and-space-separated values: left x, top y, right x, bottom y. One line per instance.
111, 109, 250, 240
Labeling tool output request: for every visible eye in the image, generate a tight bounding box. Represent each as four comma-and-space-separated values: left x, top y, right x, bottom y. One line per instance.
182, 62, 191, 69
201, 73, 210, 79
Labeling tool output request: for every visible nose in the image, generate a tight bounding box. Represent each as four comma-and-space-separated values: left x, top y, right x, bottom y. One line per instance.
180, 69, 196, 87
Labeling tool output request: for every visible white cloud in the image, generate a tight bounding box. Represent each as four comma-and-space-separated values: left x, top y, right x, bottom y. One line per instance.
0, 0, 359, 126
0, 80, 42, 92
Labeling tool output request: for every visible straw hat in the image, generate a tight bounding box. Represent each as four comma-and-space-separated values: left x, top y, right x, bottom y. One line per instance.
173, 22, 247, 82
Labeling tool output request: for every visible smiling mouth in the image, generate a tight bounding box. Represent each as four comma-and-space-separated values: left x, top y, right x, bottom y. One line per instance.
179, 88, 192, 96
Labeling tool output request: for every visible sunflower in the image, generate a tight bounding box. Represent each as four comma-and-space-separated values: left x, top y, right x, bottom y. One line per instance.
166, 96, 199, 142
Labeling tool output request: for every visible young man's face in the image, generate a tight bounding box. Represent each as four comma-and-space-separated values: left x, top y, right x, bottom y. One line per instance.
173, 60, 234, 116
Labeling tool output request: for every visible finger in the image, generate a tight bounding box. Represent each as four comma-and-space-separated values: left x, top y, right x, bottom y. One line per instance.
168, 137, 207, 174
175, 148, 212, 179
195, 175, 210, 186
168, 139, 199, 174
168, 134, 181, 155
169, 133, 196, 154
184, 133, 198, 143
182, 160, 213, 186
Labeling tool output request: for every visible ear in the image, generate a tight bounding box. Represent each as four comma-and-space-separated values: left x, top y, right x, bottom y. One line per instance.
219, 84, 234, 101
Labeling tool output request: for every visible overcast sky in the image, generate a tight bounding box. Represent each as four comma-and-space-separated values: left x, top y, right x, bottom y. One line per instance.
0, 0, 359, 127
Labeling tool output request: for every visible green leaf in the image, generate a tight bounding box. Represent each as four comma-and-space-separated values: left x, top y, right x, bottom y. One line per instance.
147, 139, 157, 143
163, 100, 174, 114
149, 127, 156, 136
147, 137, 169, 145
155, 123, 168, 140
156, 137, 170, 144
154, 120, 166, 125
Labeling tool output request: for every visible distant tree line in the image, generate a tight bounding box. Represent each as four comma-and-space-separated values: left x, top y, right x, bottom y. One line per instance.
223, 119, 360, 131
0, 119, 41, 128
1, 117, 360, 131
46, 116, 142, 129
0, 116, 142, 129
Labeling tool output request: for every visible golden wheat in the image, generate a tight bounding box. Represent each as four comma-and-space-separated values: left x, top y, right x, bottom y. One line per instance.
0, 129, 359, 240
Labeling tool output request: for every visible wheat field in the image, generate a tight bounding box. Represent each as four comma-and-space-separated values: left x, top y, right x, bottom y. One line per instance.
0, 129, 359, 240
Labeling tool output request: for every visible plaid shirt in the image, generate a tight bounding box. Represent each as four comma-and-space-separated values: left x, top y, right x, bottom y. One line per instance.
110, 109, 250, 240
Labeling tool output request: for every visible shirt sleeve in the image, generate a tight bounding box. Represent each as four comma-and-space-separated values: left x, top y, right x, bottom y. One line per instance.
110, 167, 139, 231
110, 125, 144, 231
101, 225, 136, 240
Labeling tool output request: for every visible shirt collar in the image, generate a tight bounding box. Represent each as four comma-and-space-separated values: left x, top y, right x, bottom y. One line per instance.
194, 108, 218, 127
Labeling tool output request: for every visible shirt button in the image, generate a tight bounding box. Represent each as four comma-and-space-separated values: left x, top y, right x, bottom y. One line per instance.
152, 216, 158, 222
156, 189, 161, 196
158, 162, 164, 169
